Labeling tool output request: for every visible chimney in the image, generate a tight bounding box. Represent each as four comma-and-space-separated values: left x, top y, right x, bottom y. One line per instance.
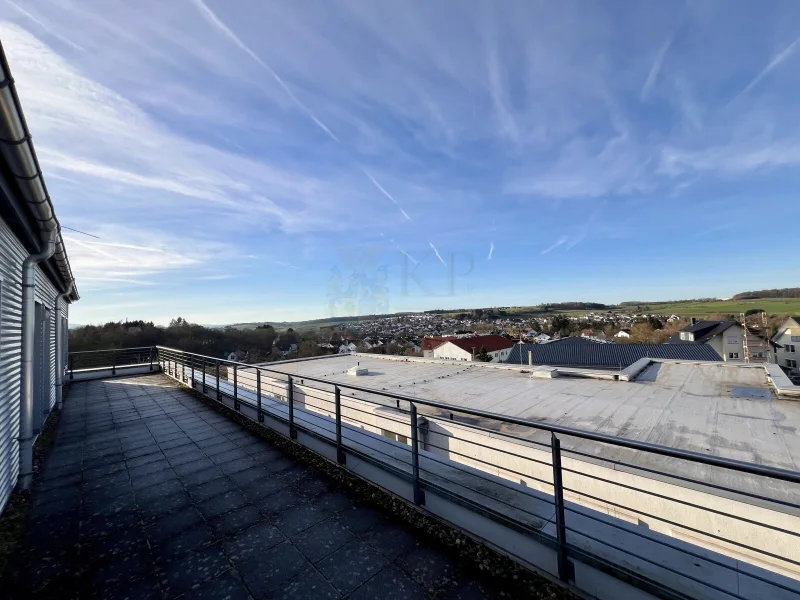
691, 317, 698, 326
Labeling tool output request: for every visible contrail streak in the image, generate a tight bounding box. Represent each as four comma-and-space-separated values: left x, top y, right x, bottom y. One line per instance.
362, 168, 412, 221
429, 242, 447, 266
192, 0, 420, 229
729, 36, 800, 104
7, 0, 85, 51
541, 236, 567, 255
190, 0, 338, 142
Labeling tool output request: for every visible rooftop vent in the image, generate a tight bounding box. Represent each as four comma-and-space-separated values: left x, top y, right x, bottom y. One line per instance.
347, 366, 369, 376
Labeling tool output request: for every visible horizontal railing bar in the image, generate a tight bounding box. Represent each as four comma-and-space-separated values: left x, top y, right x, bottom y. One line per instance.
157, 348, 799, 600
423, 425, 554, 469
419, 448, 557, 508
423, 440, 556, 489
339, 432, 413, 466
563, 525, 748, 600
562, 488, 800, 571
69, 346, 154, 355
561, 468, 800, 537
154, 345, 800, 485
563, 445, 800, 513
416, 463, 556, 519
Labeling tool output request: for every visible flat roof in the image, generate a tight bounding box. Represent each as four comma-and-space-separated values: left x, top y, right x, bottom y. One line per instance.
269, 354, 800, 504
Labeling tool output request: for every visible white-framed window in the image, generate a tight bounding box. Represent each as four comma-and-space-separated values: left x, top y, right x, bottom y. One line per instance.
680, 332, 693, 341
787, 345, 796, 353
792, 336, 800, 343
788, 359, 798, 369
728, 352, 739, 359
727, 336, 739, 345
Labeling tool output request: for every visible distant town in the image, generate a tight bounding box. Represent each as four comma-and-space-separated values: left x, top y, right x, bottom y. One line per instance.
69, 288, 800, 383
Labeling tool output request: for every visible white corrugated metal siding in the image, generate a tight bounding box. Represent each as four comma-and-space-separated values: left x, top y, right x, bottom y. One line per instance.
0, 214, 64, 513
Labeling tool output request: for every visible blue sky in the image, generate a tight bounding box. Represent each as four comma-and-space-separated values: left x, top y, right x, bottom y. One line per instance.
2, 1, 799, 325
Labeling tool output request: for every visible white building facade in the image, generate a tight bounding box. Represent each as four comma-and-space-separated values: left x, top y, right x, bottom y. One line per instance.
432, 336, 514, 362
0, 48, 79, 514
773, 317, 800, 373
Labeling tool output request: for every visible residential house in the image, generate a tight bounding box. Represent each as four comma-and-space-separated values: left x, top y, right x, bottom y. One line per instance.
339, 342, 358, 354
614, 329, 631, 339
421, 336, 455, 358
433, 335, 514, 362
772, 317, 800, 373
667, 319, 772, 362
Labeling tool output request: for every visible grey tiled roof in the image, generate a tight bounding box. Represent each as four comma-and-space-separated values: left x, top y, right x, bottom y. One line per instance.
667, 320, 737, 344
505, 341, 722, 369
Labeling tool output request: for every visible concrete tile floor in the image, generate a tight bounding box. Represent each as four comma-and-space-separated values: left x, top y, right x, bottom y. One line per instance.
8, 374, 508, 599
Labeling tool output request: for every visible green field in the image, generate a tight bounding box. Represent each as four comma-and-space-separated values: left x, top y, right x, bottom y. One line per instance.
631, 298, 800, 317
231, 298, 800, 330
506, 298, 800, 318
498, 298, 800, 319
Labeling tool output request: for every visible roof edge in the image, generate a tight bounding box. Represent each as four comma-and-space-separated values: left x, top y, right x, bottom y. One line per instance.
0, 41, 78, 301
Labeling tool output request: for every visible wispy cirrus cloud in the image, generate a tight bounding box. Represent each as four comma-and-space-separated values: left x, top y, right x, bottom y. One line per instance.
640, 34, 675, 101
3, 1, 799, 324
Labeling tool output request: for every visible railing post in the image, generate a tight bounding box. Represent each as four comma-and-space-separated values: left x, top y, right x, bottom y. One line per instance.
410, 403, 425, 506
202, 358, 206, 393
149, 347, 154, 371
233, 364, 239, 410
190, 355, 195, 387
216, 360, 221, 400
111, 348, 116, 375
551, 433, 573, 582
288, 375, 296, 439
335, 386, 345, 464
69, 353, 74, 380
256, 369, 263, 422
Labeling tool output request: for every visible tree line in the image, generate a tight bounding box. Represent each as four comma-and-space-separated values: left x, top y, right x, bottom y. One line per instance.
733, 288, 800, 300
68, 318, 334, 363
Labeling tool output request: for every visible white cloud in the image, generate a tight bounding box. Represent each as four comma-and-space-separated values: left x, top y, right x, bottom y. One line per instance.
0, 22, 376, 235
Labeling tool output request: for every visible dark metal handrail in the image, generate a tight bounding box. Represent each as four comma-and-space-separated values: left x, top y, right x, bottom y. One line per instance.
68, 346, 154, 355
67, 345, 800, 599
155, 345, 800, 486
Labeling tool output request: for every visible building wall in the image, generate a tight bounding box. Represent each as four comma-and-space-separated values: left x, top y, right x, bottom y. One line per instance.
0, 214, 66, 514
708, 324, 745, 361
433, 342, 472, 361
774, 318, 800, 371
433, 341, 512, 362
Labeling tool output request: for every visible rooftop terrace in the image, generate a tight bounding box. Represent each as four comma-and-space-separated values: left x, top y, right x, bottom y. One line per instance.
4, 373, 568, 599
9, 347, 800, 600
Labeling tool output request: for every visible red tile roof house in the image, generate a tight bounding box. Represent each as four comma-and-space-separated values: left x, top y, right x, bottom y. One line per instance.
421, 336, 456, 358
431, 335, 514, 362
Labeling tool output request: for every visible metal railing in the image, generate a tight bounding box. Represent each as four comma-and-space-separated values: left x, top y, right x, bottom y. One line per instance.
80, 346, 800, 599
68, 346, 154, 378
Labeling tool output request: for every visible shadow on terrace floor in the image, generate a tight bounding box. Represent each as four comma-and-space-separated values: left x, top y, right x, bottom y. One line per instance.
2, 373, 568, 600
